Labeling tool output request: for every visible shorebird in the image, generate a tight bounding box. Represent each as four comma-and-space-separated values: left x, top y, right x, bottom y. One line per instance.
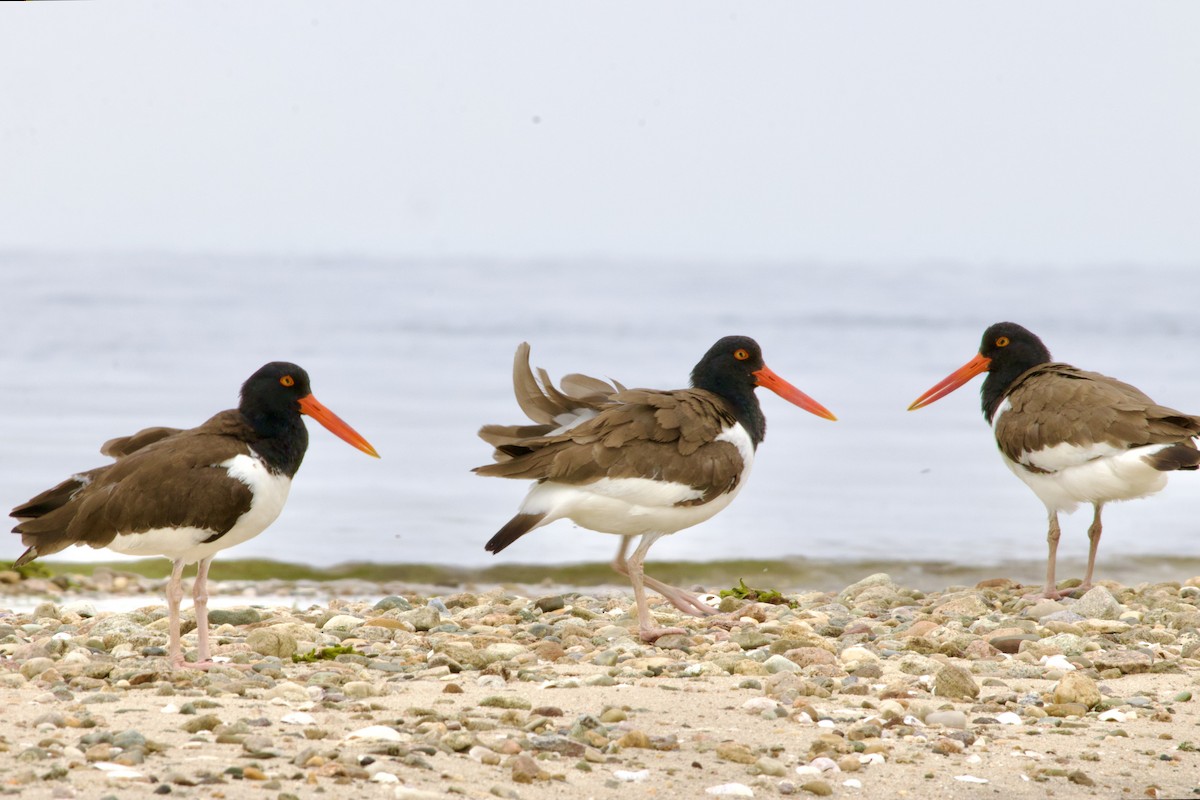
909, 322, 1200, 597
11, 362, 379, 668
475, 336, 836, 641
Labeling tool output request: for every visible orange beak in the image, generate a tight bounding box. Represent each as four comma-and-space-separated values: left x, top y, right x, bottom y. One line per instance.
298, 394, 380, 457
908, 353, 992, 411
753, 365, 837, 421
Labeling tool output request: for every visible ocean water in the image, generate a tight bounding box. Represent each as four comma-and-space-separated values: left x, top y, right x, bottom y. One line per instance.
4, 254, 1200, 585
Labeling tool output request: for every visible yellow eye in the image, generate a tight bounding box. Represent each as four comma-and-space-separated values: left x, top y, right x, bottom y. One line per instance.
995, 336, 1010, 348
734, 348, 750, 361
280, 375, 295, 387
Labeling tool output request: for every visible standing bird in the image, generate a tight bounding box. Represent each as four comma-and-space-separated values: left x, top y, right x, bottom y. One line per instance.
11, 362, 379, 668
908, 322, 1200, 597
475, 337, 837, 641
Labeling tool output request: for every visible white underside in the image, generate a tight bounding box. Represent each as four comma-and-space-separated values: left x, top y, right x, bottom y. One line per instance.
550, 408, 598, 434
104, 453, 292, 564
517, 423, 754, 537
1000, 443, 1173, 514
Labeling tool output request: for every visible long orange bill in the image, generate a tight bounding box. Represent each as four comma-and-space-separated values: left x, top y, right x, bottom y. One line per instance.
908, 353, 992, 411
753, 365, 837, 421
298, 394, 381, 457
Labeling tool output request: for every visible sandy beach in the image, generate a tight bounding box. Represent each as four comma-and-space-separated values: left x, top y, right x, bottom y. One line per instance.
1, 568, 1198, 799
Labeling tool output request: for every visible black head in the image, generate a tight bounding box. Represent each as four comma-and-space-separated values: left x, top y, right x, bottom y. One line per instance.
909, 322, 1053, 422
690, 336, 767, 397
690, 336, 836, 446
236, 361, 379, 473
239, 362, 313, 421
977, 322, 1052, 371
976, 322, 1052, 421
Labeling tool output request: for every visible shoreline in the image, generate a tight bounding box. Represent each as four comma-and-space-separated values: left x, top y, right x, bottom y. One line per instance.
1, 571, 1198, 799
7, 552, 1200, 594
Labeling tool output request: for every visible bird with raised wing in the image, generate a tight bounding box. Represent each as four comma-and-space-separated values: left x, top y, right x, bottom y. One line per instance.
11, 362, 379, 668
909, 322, 1200, 597
476, 336, 837, 641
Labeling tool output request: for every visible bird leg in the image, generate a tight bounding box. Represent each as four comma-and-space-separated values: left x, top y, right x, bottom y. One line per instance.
164, 557, 244, 671
619, 534, 689, 642
166, 560, 188, 668
1036, 511, 1063, 598
185, 557, 251, 670
193, 557, 213, 663
1081, 502, 1104, 593
1035, 511, 1084, 600
611, 537, 719, 618
1045, 511, 1061, 596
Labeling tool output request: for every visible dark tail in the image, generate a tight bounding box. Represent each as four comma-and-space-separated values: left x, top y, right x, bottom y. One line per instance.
1145, 443, 1200, 472
13, 546, 39, 568
11, 474, 90, 522
485, 513, 545, 554
10, 470, 101, 564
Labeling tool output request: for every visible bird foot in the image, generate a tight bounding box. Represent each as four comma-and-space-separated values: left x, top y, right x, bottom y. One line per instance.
639, 626, 689, 643
170, 657, 253, 672
698, 613, 741, 631
1025, 583, 1089, 601
658, 590, 722, 618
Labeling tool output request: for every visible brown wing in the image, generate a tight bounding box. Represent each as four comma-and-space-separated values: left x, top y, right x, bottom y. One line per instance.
100, 426, 183, 458
12, 411, 255, 562
996, 363, 1200, 465
479, 342, 625, 456
475, 388, 746, 505
12, 426, 187, 523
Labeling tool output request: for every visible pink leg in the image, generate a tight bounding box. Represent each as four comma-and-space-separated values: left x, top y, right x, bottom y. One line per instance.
611, 537, 719, 618
1043, 511, 1061, 596
166, 560, 186, 667
1081, 503, 1103, 592
168, 558, 243, 671
1034, 511, 1079, 600
622, 533, 690, 642
193, 557, 213, 663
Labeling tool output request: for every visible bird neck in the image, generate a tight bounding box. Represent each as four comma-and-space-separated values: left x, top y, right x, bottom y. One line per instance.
981, 360, 1043, 423
694, 376, 766, 447
240, 409, 309, 476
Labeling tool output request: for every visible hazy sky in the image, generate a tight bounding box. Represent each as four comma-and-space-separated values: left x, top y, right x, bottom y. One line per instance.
2, 2, 1197, 265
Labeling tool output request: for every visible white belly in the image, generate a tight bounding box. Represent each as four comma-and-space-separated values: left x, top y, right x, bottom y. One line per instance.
105, 454, 292, 563
517, 423, 754, 537
1001, 443, 1172, 514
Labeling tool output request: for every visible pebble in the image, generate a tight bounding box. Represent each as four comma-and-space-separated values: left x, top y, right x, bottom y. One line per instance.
345, 725, 403, 742
800, 780, 833, 796
1, 570, 1198, 797
925, 710, 968, 729
954, 775, 988, 784
1052, 671, 1101, 709
933, 663, 979, 700
613, 769, 650, 782
1072, 586, 1122, 620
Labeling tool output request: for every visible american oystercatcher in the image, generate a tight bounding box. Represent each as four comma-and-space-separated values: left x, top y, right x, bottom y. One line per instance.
475, 337, 837, 641
11, 362, 379, 668
908, 322, 1200, 597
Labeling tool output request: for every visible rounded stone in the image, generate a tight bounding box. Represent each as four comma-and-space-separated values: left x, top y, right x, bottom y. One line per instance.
246, 628, 298, 659
933, 663, 979, 700
320, 614, 365, 631
1052, 671, 1101, 709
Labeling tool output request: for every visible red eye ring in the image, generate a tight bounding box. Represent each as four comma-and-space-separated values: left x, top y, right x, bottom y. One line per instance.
734, 348, 750, 361
280, 375, 295, 387
995, 336, 1010, 348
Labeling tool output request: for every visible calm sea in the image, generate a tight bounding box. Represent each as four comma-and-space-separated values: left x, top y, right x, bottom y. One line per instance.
4, 254, 1200, 587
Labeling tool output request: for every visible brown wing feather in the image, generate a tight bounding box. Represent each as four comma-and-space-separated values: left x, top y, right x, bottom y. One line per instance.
12, 411, 255, 562
479, 343, 624, 457
996, 363, 1200, 465
100, 426, 183, 458
475, 388, 745, 504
